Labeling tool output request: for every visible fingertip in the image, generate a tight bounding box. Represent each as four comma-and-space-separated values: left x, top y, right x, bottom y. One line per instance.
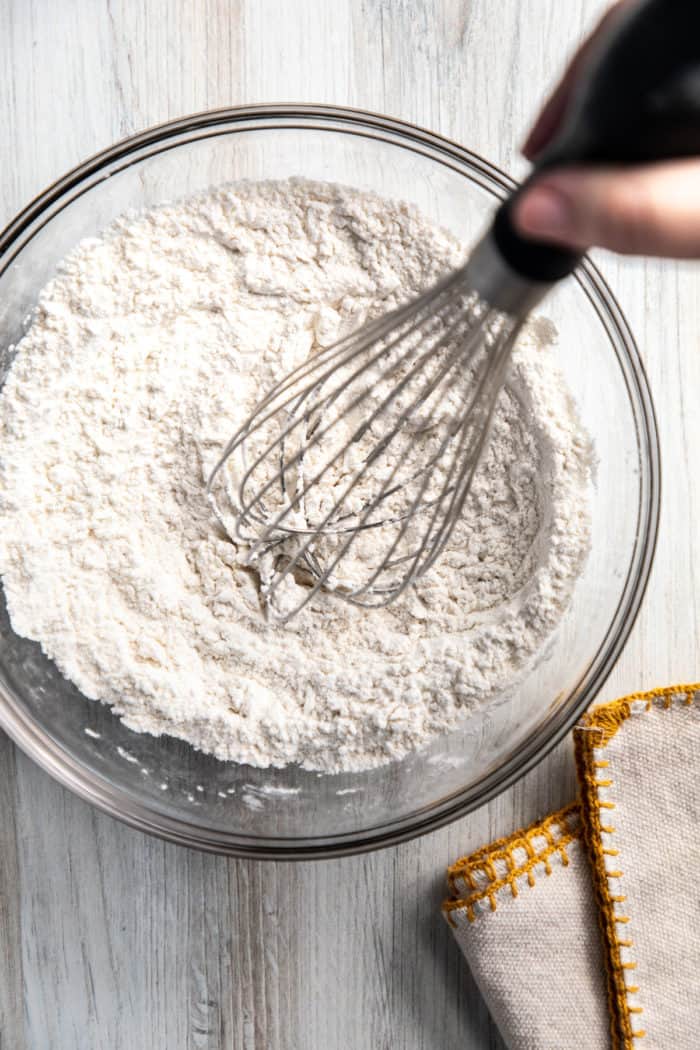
521, 117, 555, 162
512, 184, 575, 242
521, 134, 538, 163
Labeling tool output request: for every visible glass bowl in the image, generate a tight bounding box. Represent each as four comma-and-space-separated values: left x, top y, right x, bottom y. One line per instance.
0, 105, 659, 858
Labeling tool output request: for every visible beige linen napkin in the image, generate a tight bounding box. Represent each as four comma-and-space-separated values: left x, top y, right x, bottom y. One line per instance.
444, 684, 700, 1050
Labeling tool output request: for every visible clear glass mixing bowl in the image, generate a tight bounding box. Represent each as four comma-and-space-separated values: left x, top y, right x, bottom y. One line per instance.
0, 106, 659, 858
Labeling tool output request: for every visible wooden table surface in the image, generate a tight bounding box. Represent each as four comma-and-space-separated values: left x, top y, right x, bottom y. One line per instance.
2, 1, 699, 1047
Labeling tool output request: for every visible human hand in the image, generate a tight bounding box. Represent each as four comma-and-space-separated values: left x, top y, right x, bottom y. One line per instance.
513, 0, 700, 258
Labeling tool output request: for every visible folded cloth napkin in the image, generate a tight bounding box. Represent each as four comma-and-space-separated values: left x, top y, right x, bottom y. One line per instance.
444, 684, 700, 1050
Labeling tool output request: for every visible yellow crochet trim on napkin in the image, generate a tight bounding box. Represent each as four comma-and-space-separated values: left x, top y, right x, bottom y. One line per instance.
443, 802, 581, 925
575, 682, 700, 1050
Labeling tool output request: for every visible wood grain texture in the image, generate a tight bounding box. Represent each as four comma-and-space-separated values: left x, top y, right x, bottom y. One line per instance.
0, 734, 25, 1050
2, 0, 698, 1047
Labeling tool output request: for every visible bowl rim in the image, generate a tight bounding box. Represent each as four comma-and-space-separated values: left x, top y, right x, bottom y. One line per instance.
0, 103, 660, 859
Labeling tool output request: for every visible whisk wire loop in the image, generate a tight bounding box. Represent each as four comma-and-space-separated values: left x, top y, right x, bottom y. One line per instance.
207, 261, 520, 622
234, 278, 475, 540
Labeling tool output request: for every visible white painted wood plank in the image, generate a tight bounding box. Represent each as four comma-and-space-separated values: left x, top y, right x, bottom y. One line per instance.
1, 0, 697, 1047
0, 735, 25, 1050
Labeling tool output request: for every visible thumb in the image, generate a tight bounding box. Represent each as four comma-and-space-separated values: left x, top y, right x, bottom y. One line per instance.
512, 159, 700, 258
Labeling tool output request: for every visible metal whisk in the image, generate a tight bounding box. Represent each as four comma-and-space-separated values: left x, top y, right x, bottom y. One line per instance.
207, 249, 542, 621
207, 0, 700, 621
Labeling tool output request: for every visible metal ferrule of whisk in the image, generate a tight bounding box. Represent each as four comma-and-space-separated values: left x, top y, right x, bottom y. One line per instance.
461, 231, 552, 318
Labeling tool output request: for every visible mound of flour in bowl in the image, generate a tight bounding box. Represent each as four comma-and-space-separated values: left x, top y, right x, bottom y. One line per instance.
0, 178, 592, 772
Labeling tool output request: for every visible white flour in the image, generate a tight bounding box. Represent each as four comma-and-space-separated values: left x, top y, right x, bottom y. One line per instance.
0, 178, 592, 772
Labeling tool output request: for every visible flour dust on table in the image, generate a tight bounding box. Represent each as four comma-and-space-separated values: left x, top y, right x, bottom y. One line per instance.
0, 178, 593, 772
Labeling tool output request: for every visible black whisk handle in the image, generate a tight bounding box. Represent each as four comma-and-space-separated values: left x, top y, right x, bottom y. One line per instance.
492, 186, 582, 284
